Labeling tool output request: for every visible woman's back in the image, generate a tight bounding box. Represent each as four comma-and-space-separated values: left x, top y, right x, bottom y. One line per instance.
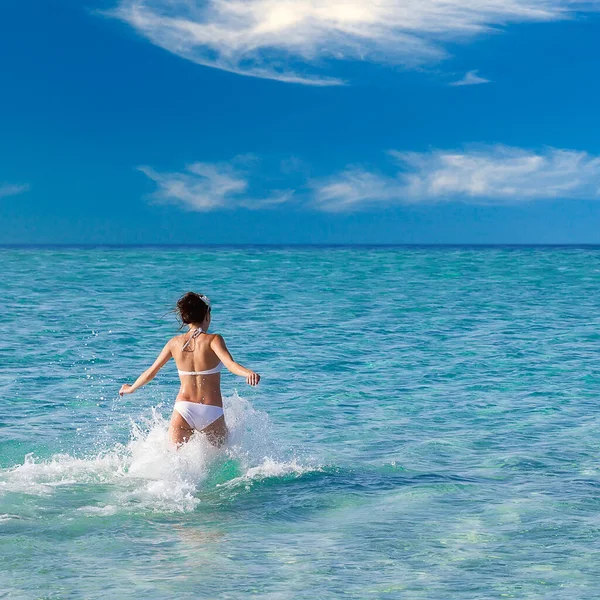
172, 331, 222, 373
172, 332, 223, 404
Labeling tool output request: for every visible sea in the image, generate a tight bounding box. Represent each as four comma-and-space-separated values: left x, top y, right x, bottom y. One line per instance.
1, 246, 600, 599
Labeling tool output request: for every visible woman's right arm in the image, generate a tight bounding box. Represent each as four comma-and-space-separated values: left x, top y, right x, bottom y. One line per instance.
119, 340, 173, 396
210, 335, 260, 386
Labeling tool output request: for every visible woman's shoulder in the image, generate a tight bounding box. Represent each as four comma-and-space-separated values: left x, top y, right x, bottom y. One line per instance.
167, 331, 222, 346
168, 333, 186, 346
207, 332, 225, 345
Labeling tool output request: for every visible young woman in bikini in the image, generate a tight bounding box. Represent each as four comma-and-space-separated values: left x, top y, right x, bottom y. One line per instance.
119, 292, 260, 446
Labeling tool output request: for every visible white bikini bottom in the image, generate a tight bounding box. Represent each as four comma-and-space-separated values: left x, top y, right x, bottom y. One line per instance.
174, 401, 224, 431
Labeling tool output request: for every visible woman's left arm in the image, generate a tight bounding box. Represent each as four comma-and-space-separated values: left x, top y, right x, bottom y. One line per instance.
119, 341, 173, 396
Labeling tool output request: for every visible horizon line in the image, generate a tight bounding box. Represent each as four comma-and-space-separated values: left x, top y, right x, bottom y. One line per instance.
3, 243, 600, 249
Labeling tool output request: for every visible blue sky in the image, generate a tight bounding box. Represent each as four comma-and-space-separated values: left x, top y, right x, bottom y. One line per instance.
2, 0, 600, 244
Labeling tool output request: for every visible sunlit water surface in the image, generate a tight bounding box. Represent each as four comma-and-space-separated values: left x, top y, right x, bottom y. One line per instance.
2, 247, 600, 599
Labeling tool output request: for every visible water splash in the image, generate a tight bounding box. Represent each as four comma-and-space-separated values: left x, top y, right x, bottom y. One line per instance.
0, 393, 316, 514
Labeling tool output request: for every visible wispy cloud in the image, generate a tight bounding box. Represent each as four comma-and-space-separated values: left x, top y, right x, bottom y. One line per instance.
140, 146, 600, 214
139, 159, 293, 210
109, 0, 598, 85
449, 69, 490, 86
314, 146, 600, 211
0, 183, 30, 199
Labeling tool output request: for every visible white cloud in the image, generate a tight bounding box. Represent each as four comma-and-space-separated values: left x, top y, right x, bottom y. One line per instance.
109, 0, 599, 84
239, 190, 294, 209
314, 146, 600, 211
0, 183, 30, 199
449, 69, 490, 86
139, 147, 600, 214
139, 159, 293, 210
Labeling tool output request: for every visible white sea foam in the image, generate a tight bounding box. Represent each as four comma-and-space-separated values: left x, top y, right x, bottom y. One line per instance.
0, 513, 18, 522
0, 393, 315, 514
218, 458, 315, 491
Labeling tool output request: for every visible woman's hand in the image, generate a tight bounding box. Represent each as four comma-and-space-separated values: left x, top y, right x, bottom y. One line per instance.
119, 384, 134, 396
246, 371, 260, 386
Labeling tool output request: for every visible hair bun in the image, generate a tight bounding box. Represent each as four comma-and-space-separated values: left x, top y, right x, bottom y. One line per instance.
176, 292, 210, 325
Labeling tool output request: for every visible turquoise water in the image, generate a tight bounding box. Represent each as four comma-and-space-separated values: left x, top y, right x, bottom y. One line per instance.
2, 246, 600, 599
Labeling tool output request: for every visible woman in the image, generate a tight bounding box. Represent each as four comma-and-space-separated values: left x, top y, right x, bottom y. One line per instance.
119, 292, 260, 446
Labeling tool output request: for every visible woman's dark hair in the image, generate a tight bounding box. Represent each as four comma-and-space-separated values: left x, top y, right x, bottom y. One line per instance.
176, 292, 210, 326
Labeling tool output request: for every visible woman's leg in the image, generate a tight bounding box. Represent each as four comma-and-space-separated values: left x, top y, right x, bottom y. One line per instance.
201, 416, 228, 448
169, 409, 195, 445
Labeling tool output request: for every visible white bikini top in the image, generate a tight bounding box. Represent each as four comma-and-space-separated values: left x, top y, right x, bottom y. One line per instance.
178, 363, 223, 376
178, 327, 223, 376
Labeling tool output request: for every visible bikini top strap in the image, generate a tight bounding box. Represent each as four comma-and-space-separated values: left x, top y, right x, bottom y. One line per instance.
182, 327, 203, 351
